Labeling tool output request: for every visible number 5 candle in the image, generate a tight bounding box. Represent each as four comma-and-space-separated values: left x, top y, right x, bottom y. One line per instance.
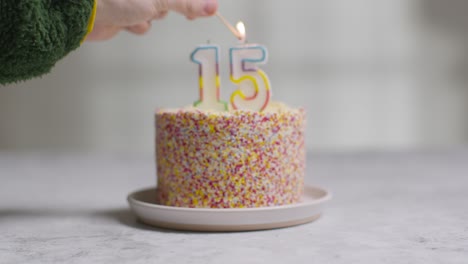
229, 22, 271, 112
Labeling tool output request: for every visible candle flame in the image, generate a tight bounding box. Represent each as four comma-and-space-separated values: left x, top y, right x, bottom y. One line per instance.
236, 21, 246, 42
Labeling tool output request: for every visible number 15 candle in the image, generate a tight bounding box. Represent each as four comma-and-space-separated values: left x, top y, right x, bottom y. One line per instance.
191, 20, 271, 112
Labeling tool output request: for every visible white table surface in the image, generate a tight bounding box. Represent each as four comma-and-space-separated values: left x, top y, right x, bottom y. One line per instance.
1, 150, 467, 263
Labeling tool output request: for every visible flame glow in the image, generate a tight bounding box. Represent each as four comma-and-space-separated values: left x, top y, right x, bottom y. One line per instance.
236, 21, 246, 40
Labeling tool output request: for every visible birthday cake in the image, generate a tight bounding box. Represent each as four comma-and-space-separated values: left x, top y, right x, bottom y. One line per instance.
155, 102, 306, 208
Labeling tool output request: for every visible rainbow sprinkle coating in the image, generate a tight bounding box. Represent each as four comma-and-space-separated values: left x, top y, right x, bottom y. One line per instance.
155, 103, 306, 208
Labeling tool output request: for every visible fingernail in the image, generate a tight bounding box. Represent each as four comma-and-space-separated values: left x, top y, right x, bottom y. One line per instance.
203, 0, 217, 15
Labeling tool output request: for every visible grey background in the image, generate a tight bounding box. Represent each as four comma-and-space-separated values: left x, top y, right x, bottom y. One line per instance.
2, 0, 468, 154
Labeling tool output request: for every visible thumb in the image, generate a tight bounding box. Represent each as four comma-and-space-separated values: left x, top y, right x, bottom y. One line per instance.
162, 0, 218, 19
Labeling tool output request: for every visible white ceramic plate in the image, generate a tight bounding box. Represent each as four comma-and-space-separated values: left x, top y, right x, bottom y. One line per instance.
127, 186, 331, 232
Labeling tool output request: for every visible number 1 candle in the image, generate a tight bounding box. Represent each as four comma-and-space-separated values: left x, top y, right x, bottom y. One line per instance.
191, 45, 228, 111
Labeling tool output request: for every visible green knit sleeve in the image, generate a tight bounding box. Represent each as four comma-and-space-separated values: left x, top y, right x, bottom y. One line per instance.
0, 0, 94, 85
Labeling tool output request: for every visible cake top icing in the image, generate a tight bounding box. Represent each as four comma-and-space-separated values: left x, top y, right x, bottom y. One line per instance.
156, 101, 303, 116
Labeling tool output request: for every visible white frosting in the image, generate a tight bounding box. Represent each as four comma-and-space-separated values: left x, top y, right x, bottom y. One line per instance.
157, 101, 302, 115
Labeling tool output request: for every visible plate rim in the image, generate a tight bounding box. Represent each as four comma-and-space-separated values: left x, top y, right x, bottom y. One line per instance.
127, 185, 332, 213
137, 214, 323, 232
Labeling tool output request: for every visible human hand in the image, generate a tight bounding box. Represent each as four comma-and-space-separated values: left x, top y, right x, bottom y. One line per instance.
86, 0, 218, 41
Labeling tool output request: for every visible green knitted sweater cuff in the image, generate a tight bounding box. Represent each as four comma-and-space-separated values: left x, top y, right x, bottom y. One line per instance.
0, 0, 95, 85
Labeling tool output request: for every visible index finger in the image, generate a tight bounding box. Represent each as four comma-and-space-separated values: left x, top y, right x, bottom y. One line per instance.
165, 0, 218, 19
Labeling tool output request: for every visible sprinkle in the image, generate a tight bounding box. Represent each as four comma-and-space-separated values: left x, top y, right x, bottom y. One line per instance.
155, 105, 306, 208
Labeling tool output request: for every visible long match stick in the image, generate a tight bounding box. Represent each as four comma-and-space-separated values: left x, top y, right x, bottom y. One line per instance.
215, 12, 242, 39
